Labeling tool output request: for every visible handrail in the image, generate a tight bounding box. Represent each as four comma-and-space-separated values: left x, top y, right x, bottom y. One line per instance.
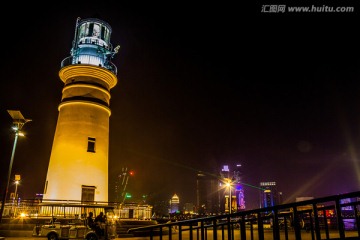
126, 190, 360, 240
1, 191, 360, 239
61, 56, 117, 75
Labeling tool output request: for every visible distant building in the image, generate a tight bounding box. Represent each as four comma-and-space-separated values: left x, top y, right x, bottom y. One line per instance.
196, 171, 221, 215
169, 194, 180, 213
235, 184, 245, 211
220, 164, 246, 213
196, 165, 246, 215
183, 203, 195, 214
259, 181, 278, 208
116, 203, 153, 219
233, 164, 246, 211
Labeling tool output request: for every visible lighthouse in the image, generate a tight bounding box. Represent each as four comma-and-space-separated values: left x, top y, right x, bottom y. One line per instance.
43, 17, 119, 202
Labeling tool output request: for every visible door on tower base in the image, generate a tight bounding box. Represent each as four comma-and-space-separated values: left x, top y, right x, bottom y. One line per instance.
82, 185, 95, 203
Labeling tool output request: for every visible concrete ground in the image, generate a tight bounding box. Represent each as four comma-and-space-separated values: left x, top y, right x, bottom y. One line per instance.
2, 230, 359, 240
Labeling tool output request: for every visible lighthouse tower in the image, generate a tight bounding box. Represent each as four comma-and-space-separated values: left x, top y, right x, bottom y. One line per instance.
43, 17, 119, 202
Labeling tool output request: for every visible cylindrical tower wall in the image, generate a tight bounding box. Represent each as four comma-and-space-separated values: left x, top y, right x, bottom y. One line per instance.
43, 103, 110, 202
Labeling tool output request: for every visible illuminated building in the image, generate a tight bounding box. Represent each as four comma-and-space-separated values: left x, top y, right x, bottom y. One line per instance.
235, 184, 245, 210
260, 181, 278, 208
43, 17, 120, 202
169, 194, 180, 213
196, 165, 245, 215
220, 164, 245, 213
233, 164, 245, 211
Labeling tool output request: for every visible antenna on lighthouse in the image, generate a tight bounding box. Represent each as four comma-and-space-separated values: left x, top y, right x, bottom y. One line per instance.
112, 45, 120, 58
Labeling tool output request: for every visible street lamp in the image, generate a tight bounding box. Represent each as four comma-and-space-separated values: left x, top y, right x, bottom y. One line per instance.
13, 180, 19, 204
12, 179, 20, 218
0, 110, 31, 222
226, 181, 232, 214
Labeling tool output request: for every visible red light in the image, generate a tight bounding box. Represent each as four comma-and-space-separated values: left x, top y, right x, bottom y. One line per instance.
129, 171, 134, 176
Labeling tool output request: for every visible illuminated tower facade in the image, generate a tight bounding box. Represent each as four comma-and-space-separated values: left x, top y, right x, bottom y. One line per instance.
233, 164, 246, 211
260, 181, 278, 208
43, 17, 119, 202
169, 194, 180, 213
219, 164, 246, 213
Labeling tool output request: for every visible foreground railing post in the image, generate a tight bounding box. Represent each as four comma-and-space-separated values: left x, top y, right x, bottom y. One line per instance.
335, 198, 345, 239
273, 210, 280, 240
250, 218, 254, 240
240, 216, 246, 240
292, 207, 302, 240
189, 223, 193, 240
179, 224, 182, 240
212, 219, 217, 240
168, 225, 172, 240
201, 220, 205, 240
159, 226, 162, 240
227, 216, 232, 240
312, 203, 321, 240
257, 213, 264, 240
323, 210, 329, 239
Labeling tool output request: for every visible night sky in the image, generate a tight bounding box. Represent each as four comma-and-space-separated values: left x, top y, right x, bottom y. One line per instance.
0, 3, 360, 210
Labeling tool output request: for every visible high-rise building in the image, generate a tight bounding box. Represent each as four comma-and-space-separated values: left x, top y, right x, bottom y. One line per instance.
169, 194, 180, 213
219, 164, 246, 213
43, 17, 120, 202
260, 181, 278, 208
196, 171, 220, 215
219, 165, 232, 213
196, 165, 246, 215
233, 164, 245, 211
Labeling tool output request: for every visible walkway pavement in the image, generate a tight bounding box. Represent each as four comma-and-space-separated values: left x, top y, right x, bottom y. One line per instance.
2, 230, 359, 240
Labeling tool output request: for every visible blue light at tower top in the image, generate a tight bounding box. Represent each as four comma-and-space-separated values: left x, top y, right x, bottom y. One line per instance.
60, 17, 120, 75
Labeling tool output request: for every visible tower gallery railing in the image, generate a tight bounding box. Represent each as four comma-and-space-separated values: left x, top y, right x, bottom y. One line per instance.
61, 55, 117, 75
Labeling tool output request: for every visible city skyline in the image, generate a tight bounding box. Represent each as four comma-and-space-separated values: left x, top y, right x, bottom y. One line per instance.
0, 4, 360, 210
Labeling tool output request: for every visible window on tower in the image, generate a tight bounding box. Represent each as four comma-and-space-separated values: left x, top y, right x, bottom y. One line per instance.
87, 137, 96, 153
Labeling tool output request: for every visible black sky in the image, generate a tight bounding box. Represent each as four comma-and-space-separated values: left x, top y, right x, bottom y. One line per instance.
0, 3, 360, 210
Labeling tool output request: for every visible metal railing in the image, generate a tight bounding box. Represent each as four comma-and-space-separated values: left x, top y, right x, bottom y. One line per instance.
1, 191, 359, 239
126, 191, 360, 240
61, 55, 117, 75
0, 199, 118, 219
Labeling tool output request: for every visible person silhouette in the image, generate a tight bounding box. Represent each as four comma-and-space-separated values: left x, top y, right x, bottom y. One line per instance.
95, 212, 106, 223
87, 212, 96, 230
94, 212, 106, 236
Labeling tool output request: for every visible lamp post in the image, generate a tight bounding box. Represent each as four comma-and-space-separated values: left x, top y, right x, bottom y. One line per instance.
12, 179, 20, 218
226, 181, 232, 214
0, 110, 31, 222
13, 180, 19, 204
